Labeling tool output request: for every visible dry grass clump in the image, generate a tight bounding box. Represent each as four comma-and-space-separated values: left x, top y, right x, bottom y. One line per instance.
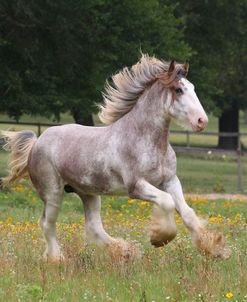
193, 229, 231, 259
108, 238, 143, 264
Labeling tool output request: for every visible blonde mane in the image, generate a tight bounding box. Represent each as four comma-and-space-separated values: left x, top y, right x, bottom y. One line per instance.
98, 54, 187, 125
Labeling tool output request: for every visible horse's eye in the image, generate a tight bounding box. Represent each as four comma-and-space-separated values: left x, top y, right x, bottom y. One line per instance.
175, 88, 183, 95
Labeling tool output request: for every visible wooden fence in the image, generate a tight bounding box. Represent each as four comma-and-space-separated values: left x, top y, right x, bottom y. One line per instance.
0, 120, 60, 136
171, 131, 246, 193
0, 120, 245, 192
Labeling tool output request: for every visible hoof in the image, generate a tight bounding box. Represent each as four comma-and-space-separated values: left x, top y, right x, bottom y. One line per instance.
43, 251, 65, 264
150, 229, 177, 247
108, 239, 142, 263
194, 229, 231, 260
149, 206, 177, 247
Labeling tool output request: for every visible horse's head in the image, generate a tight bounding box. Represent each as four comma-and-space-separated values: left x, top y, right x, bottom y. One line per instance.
160, 61, 208, 132
99, 54, 208, 130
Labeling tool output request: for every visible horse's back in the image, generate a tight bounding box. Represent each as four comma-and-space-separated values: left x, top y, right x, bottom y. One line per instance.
31, 124, 105, 154
39, 124, 104, 141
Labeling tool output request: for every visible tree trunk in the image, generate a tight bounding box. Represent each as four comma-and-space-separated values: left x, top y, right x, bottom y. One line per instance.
218, 105, 239, 150
71, 110, 94, 126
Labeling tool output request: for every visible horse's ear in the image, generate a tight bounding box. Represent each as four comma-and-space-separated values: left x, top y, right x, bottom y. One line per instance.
183, 62, 189, 75
168, 60, 175, 75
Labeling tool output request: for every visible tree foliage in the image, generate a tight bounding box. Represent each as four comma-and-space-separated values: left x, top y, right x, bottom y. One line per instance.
171, 0, 247, 148
173, 0, 247, 115
0, 0, 191, 122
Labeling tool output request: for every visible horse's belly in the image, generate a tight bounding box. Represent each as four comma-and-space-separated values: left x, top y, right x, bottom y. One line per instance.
64, 171, 128, 196
76, 184, 128, 196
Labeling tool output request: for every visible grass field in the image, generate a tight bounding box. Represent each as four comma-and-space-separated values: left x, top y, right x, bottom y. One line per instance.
0, 111, 246, 301
0, 185, 246, 302
177, 155, 247, 194
0, 115, 247, 302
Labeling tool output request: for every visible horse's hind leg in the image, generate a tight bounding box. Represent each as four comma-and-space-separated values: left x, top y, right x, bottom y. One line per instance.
40, 188, 64, 262
79, 194, 141, 262
30, 164, 64, 262
79, 194, 113, 246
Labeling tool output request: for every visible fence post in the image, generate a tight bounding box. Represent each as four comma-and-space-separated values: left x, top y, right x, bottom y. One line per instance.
237, 132, 243, 193
186, 131, 190, 147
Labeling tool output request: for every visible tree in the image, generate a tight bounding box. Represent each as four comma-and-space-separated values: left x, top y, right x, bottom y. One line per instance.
0, 0, 191, 125
172, 0, 247, 149
0, 0, 106, 124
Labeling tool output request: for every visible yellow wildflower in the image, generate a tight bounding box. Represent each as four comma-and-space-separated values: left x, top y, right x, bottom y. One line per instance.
13, 184, 25, 193
225, 292, 233, 299
233, 213, 241, 221
31, 197, 37, 204
209, 216, 224, 223
187, 197, 208, 205
5, 217, 13, 223
127, 199, 135, 204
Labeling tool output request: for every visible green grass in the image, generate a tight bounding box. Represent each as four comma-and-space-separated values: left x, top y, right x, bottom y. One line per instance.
0, 151, 8, 178
0, 113, 74, 136
177, 155, 247, 194
0, 188, 246, 302
0, 112, 74, 124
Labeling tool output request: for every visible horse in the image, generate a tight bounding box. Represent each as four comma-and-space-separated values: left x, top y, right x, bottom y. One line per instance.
1, 54, 231, 262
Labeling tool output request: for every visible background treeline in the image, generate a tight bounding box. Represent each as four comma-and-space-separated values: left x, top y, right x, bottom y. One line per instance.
0, 0, 246, 148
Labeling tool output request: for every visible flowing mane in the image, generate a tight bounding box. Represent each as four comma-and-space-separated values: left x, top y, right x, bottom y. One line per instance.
98, 54, 187, 125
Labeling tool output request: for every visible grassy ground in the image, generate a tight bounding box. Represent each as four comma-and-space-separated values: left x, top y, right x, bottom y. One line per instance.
0, 185, 246, 302
0, 112, 246, 301
0, 151, 8, 179
177, 155, 247, 194
0, 113, 74, 135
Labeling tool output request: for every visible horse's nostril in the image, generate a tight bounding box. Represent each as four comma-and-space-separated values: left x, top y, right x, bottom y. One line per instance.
198, 118, 203, 125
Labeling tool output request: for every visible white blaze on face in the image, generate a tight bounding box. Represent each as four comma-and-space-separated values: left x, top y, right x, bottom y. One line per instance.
169, 78, 208, 132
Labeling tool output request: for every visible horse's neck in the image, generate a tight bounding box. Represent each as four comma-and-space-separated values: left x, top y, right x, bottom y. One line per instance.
118, 82, 171, 150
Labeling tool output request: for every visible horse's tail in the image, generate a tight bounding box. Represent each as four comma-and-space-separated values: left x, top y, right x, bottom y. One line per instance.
1, 130, 37, 186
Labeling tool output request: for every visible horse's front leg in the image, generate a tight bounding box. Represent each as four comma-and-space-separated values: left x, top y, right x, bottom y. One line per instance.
129, 179, 177, 247
164, 175, 231, 259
